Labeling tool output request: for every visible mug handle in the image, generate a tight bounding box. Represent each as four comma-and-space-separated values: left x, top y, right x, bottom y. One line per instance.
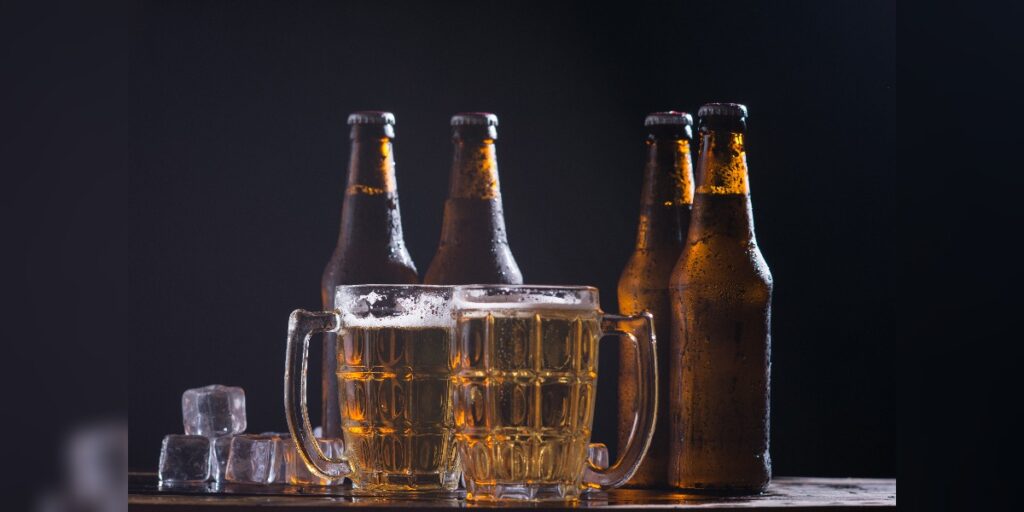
583, 312, 657, 490
284, 309, 350, 479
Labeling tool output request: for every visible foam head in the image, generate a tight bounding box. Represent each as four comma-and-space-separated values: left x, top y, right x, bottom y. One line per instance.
335, 285, 453, 328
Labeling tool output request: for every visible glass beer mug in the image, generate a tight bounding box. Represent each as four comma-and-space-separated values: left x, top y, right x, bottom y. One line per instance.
451, 285, 657, 501
284, 285, 460, 492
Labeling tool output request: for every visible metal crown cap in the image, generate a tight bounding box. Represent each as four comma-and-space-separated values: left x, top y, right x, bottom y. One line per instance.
645, 111, 693, 127
698, 103, 748, 119
451, 112, 499, 127
347, 111, 396, 126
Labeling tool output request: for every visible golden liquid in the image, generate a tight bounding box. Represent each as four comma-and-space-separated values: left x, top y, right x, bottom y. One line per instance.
453, 309, 600, 500
336, 325, 459, 491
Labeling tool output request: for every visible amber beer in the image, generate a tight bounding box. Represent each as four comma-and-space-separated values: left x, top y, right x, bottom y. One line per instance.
424, 113, 523, 285
285, 285, 462, 492
618, 112, 694, 487
451, 285, 659, 501
454, 308, 600, 493
669, 103, 772, 493
337, 323, 458, 489
321, 112, 418, 438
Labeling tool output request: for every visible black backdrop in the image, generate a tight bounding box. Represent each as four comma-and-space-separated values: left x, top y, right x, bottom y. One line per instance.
6, 0, 899, 493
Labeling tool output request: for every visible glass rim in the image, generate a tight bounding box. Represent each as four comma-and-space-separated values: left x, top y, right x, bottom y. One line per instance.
453, 284, 600, 310
454, 284, 598, 293
335, 284, 453, 290
334, 284, 453, 294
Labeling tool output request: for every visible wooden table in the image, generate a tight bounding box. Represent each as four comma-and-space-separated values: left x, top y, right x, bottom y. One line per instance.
129, 473, 895, 510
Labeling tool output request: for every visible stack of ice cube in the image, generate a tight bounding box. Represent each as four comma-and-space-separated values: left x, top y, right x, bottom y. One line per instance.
158, 384, 245, 484
157, 384, 346, 486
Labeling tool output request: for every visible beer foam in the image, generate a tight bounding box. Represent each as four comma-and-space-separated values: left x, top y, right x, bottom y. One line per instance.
339, 291, 452, 328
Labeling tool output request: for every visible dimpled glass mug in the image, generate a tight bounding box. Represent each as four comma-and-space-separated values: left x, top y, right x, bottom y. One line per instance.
451, 285, 658, 501
284, 285, 460, 493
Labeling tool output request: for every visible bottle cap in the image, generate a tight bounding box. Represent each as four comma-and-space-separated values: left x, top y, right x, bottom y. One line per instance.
451, 112, 499, 127
644, 111, 693, 127
697, 103, 748, 120
347, 111, 396, 126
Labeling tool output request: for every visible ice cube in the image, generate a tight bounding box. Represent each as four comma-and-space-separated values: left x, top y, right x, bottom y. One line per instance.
224, 435, 275, 483
209, 436, 233, 483
158, 435, 211, 483
284, 437, 348, 486
182, 385, 246, 437
258, 433, 346, 485
258, 433, 290, 484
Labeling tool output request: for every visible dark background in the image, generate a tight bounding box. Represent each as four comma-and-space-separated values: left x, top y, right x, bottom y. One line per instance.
6, 0, 916, 505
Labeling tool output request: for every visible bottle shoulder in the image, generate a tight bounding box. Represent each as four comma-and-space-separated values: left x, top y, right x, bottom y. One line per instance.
623, 245, 686, 267
322, 249, 419, 288
620, 248, 683, 289
424, 243, 522, 285
672, 240, 771, 288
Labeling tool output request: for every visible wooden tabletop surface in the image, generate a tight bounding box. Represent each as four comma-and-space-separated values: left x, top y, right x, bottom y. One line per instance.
129, 473, 895, 510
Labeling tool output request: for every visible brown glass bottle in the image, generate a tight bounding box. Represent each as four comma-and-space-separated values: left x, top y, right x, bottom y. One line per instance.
618, 112, 695, 488
320, 111, 419, 438
668, 103, 772, 494
424, 113, 523, 285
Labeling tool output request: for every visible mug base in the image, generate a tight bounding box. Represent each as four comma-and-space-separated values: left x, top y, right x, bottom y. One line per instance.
465, 482, 582, 502
350, 471, 460, 494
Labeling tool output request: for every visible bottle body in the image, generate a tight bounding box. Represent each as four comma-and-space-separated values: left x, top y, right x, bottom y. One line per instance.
668, 105, 772, 493
617, 115, 694, 488
424, 113, 523, 285
321, 114, 418, 438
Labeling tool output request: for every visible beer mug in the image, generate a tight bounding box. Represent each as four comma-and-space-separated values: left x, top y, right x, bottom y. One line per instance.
284, 285, 460, 492
451, 285, 657, 501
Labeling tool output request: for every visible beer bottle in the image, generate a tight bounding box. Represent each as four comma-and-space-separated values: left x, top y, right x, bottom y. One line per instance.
424, 113, 523, 285
320, 111, 419, 437
669, 103, 772, 493
618, 111, 694, 488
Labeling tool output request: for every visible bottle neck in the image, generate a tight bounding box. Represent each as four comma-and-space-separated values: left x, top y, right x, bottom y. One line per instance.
439, 134, 509, 245
636, 138, 693, 249
449, 136, 501, 200
691, 129, 755, 240
346, 137, 397, 197
338, 136, 405, 247
696, 130, 750, 195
